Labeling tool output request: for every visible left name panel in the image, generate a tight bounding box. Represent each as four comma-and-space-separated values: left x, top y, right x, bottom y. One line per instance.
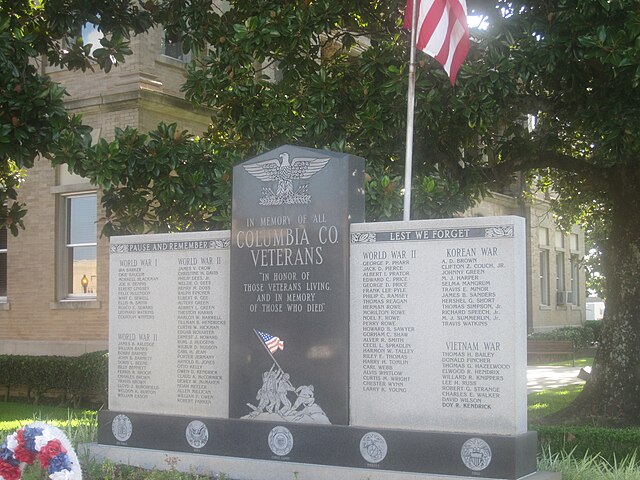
109, 231, 230, 418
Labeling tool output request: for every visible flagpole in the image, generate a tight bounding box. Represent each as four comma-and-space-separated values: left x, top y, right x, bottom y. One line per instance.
403, 0, 419, 222
253, 329, 283, 371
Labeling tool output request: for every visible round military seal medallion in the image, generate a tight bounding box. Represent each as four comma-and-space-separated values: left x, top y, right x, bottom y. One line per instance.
268, 426, 294, 456
185, 420, 209, 449
359, 431, 388, 464
111, 414, 133, 442
461, 437, 492, 471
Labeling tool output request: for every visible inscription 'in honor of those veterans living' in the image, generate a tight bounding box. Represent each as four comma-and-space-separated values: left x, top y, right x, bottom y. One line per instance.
229, 145, 364, 425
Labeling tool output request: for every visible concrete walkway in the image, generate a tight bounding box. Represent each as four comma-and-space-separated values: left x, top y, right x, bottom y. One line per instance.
527, 365, 588, 394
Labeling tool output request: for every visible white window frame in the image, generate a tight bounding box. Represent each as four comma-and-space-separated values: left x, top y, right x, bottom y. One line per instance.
539, 227, 550, 306
59, 192, 98, 301
556, 251, 566, 297
569, 233, 581, 306
570, 255, 580, 306
540, 249, 550, 306
555, 231, 567, 307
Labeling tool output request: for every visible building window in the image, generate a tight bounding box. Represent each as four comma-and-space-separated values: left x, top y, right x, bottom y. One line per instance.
66, 22, 103, 56
555, 231, 565, 250
0, 228, 6, 300
81, 22, 103, 54
569, 233, 580, 306
161, 30, 191, 63
570, 233, 579, 252
539, 227, 549, 246
570, 256, 580, 306
64, 194, 97, 298
539, 227, 550, 306
556, 251, 566, 304
540, 250, 550, 306
555, 231, 566, 305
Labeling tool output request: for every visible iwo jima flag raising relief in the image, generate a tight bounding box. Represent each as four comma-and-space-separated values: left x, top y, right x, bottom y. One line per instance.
228, 145, 365, 425
243, 329, 330, 424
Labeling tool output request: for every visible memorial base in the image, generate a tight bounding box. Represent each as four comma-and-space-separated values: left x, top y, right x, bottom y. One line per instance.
97, 411, 542, 480
81, 443, 560, 480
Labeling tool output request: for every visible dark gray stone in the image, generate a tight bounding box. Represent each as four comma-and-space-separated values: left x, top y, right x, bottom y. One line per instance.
98, 410, 538, 479
228, 145, 365, 425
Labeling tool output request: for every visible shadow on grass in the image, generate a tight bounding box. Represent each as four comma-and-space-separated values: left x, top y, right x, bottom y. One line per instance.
528, 384, 584, 423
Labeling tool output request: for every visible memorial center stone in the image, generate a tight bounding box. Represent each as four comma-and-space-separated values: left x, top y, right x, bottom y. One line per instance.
95, 146, 546, 480
229, 145, 364, 426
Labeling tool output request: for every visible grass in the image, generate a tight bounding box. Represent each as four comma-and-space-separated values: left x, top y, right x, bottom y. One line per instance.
82, 461, 214, 480
528, 356, 594, 367
528, 383, 584, 422
539, 449, 640, 480
0, 402, 97, 445
548, 357, 594, 368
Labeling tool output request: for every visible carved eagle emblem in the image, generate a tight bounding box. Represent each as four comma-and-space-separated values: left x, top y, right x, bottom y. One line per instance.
243, 152, 330, 205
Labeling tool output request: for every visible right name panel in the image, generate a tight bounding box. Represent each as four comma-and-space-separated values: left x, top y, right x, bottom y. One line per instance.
350, 217, 527, 435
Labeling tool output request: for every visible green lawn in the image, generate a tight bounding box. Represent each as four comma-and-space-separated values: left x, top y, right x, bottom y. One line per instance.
0, 402, 96, 444
528, 383, 584, 423
528, 356, 594, 367
548, 357, 594, 368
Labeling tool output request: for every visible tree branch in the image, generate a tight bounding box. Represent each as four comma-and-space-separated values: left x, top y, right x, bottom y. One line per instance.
479, 144, 612, 193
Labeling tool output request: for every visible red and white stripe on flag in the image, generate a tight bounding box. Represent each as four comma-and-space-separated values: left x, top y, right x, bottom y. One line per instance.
404, 0, 469, 85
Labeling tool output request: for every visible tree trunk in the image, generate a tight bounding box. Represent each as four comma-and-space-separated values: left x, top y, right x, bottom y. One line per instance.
553, 166, 640, 425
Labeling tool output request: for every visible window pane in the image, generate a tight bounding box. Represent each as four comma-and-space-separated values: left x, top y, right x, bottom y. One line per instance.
571, 257, 580, 305
556, 252, 565, 291
539, 227, 549, 246
164, 31, 183, 59
163, 30, 190, 62
540, 250, 549, 305
0, 227, 6, 250
67, 196, 96, 245
570, 234, 579, 251
68, 246, 97, 295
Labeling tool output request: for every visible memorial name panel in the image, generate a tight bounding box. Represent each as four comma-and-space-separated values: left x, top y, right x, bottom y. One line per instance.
109, 231, 230, 418
350, 217, 527, 435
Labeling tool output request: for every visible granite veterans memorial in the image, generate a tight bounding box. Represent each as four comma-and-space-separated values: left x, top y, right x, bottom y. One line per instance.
88, 146, 555, 480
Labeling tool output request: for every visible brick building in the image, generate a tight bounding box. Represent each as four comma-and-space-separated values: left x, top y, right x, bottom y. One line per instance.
0, 25, 585, 356
0, 26, 211, 356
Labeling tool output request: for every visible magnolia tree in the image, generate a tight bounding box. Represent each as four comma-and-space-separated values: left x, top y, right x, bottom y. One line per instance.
0, 0, 154, 233
4, 0, 640, 425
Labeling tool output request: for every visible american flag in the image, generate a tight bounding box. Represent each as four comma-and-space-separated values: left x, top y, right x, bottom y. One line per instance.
256, 330, 284, 354
404, 0, 470, 85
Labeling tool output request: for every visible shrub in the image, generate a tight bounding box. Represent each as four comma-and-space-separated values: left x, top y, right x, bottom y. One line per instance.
0, 351, 108, 407
584, 320, 604, 344
528, 326, 597, 349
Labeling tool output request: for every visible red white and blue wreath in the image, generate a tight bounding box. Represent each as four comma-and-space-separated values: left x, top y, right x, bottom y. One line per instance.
0, 422, 81, 480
